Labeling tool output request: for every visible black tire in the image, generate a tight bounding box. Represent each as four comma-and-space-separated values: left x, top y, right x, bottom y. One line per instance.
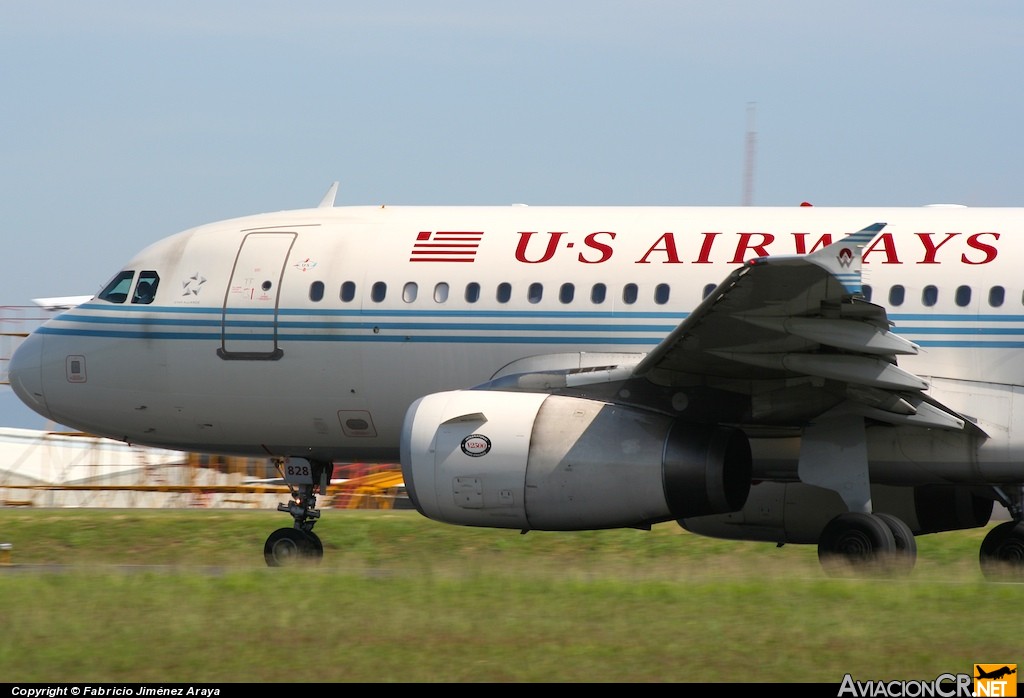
875, 512, 917, 576
303, 530, 324, 560
980, 520, 1024, 581
817, 512, 897, 577
264, 527, 316, 567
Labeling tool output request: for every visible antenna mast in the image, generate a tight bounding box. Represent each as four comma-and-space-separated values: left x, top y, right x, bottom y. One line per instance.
742, 102, 757, 206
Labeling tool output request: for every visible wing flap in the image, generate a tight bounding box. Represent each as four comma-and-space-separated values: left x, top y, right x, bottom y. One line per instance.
629, 222, 978, 434
707, 352, 928, 392
738, 316, 919, 356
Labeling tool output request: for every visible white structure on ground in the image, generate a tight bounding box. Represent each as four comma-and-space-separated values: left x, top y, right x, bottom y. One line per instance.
0, 427, 282, 508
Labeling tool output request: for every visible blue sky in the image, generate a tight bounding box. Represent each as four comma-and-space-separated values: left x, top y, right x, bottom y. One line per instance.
2, 1, 1023, 427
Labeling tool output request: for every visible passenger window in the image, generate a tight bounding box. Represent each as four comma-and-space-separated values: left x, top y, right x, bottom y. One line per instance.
528, 283, 543, 304
340, 281, 356, 302
465, 282, 480, 303
559, 283, 574, 304
309, 281, 325, 302
889, 285, 905, 306
99, 271, 135, 304
922, 285, 938, 307
497, 282, 511, 303
591, 283, 606, 304
702, 283, 717, 299
434, 283, 449, 303
955, 285, 971, 308
623, 283, 638, 305
131, 271, 160, 305
654, 284, 670, 305
403, 282, 417, 303
371, 282, 387, 303
989, 286, 1005, 307
861, 285, 873, 302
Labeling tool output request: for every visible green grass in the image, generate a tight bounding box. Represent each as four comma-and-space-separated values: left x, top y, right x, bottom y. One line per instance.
0, 509, 1019, 683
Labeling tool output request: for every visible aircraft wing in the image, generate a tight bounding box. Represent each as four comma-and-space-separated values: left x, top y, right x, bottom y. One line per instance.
628, 223, 978, 434
31, 295, 94, 311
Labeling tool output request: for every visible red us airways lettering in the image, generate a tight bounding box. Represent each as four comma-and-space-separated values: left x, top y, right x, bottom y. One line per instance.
513, 230, 1000, 264
8, 186, 1024, 579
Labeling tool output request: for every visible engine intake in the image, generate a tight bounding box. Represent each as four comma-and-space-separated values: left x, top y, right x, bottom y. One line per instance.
400, 390, 752, 531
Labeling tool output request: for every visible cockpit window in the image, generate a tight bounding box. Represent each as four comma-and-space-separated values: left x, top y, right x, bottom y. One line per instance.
98, 271, 135, 304
131, 271, 160, 305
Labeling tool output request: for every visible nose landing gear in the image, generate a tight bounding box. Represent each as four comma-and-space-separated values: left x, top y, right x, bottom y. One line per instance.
264, 457, 330, 567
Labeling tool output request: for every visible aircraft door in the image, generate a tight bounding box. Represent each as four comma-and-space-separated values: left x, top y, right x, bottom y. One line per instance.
218, 232, 297, 360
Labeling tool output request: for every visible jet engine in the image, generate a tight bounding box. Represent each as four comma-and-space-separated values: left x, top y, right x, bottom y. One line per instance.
400, 390, 752, 530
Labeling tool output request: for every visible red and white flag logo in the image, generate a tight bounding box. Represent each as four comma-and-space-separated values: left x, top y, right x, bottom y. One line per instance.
410, 231, 484, 262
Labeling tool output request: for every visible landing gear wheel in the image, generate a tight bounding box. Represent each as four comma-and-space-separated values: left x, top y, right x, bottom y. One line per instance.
304, 530, 324, 560
264, 527, 321, 567
875, 512, 917, 576
980, 521, 1024, 581
817, 512, 897, 577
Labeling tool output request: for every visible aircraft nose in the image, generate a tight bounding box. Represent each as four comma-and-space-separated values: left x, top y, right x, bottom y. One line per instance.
8, 332, 50, 418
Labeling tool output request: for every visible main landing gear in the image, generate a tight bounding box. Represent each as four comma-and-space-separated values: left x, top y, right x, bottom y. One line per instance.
800, 416, 918, 577
264, 457, 331, 567
817, 511, 917, 577
979, 486, 1024, 581
818, 504, 1024, 581
980, 521, 1024, 580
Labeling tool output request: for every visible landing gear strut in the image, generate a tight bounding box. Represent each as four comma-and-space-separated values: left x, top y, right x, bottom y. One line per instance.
264, 458, 331, 567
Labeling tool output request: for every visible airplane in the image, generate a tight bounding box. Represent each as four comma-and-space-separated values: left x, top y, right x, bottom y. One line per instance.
975, 666, 1017, 681
8, 185, 1024, 578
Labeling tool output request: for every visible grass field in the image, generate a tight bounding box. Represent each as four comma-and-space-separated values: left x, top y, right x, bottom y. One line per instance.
0, 508, 1020, 683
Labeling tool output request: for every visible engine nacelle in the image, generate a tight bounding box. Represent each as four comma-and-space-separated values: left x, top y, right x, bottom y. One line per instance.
400, 390, 752, 530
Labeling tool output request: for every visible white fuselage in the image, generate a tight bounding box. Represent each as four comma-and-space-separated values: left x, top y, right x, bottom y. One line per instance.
10, 204, 1024, 480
